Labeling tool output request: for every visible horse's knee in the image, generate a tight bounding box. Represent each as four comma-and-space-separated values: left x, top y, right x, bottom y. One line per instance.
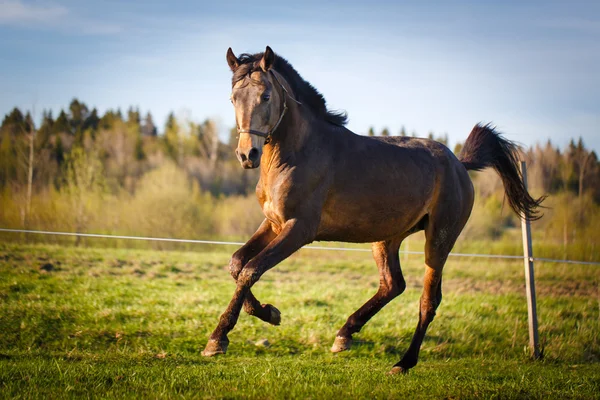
229, 254, 244, 280
237, 265, 260, 288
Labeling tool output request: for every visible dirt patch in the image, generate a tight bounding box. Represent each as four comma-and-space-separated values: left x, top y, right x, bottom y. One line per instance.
442, 277, 598, 297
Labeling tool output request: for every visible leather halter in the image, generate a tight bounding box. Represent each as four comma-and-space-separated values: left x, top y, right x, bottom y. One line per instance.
236, 70, 301, 145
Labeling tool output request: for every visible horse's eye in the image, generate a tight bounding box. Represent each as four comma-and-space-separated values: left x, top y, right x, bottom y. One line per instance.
262, 93, 270, 102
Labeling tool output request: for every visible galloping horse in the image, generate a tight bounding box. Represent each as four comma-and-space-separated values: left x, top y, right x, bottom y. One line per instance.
202, 46, 544, 374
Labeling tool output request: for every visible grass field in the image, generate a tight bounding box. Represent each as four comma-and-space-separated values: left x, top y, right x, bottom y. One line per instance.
0, 243, 599, 399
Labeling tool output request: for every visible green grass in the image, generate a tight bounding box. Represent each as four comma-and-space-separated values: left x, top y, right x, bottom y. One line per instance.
1, 243, 599, 399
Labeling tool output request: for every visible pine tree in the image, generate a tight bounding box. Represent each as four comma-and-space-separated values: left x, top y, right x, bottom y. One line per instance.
54, 135, 64, 165
53, 110, 71, 135
69, 99, 87, 122
24, 112, 34, 134
381, 127, 390, 137
69, 99, 89, 137
127, 107, 141, 131
134, 135, 145, 161
1, 107, 26, 136
163, 112, 179, 162
0, 133, 16, 186
83, 108, 100, 135
165, 112, 177, 132
142, 112, 157, 137
37, 110, 54, 147
368, 127, 375, 137
127, 107, 140, 124
100, 110, 116, 130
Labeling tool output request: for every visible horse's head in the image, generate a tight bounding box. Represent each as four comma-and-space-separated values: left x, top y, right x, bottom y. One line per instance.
227, 46, 287, 169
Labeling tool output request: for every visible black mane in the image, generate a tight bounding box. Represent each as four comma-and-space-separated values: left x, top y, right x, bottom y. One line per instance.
232, 52, 348, 127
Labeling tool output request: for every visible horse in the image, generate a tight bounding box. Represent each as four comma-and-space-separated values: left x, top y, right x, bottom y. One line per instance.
202, 46, 544, 374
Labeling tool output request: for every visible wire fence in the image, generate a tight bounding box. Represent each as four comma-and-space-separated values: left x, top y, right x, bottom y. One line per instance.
1, 228, 599, 266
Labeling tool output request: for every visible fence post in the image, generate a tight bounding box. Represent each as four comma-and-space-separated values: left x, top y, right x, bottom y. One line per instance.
520, 161, 540, 359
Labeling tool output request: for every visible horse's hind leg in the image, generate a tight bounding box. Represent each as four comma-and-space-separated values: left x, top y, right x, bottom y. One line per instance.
390, 218, 460, 374
389, 263, 443, 374
331, 238, 406, 352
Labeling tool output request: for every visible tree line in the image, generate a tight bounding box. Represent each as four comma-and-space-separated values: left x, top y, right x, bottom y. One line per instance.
0, 99, 256, 198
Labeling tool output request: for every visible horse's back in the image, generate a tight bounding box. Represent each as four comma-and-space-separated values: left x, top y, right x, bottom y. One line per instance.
373, 135, 472, 187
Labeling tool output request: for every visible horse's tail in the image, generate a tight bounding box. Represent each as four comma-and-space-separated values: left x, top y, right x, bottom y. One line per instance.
459, 123, 545, 220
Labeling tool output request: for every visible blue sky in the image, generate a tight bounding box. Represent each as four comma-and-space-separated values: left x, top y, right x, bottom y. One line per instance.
1, 0, 599, 152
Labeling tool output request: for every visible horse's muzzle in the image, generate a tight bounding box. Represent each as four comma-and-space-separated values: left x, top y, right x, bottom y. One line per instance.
236, 147, 261, 169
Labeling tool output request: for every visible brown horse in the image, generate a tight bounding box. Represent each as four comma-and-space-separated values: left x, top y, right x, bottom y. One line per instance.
202, 46, 544, 374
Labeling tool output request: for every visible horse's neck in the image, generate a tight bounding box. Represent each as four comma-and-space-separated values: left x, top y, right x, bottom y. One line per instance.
261, 108, 316, 170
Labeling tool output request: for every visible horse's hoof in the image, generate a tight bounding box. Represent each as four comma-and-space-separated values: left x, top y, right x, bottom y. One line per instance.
330, 336, 352, 353
201, 339, 229, 357
266, 304, 281, 326
388, 366, 409, 375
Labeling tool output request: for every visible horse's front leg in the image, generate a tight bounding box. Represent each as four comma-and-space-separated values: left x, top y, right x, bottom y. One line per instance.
229, 219, 280, 325
202, 219, 312, 356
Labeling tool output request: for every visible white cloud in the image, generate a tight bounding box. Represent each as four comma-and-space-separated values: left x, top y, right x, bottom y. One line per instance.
0, 0, 121, 35
0, 0, 68, 25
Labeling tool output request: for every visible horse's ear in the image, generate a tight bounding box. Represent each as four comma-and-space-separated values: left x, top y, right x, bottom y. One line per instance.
260, 46, 275, 72
226, 47, 240, 72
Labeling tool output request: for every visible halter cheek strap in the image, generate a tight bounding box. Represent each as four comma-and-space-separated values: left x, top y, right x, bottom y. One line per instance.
237, 70, 300, 145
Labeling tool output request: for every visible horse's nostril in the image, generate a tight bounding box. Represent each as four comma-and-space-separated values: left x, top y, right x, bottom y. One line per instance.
248, 148, 259, 162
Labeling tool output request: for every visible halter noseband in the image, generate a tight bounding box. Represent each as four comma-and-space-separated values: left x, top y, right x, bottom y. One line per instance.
236, 70, 301, 145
